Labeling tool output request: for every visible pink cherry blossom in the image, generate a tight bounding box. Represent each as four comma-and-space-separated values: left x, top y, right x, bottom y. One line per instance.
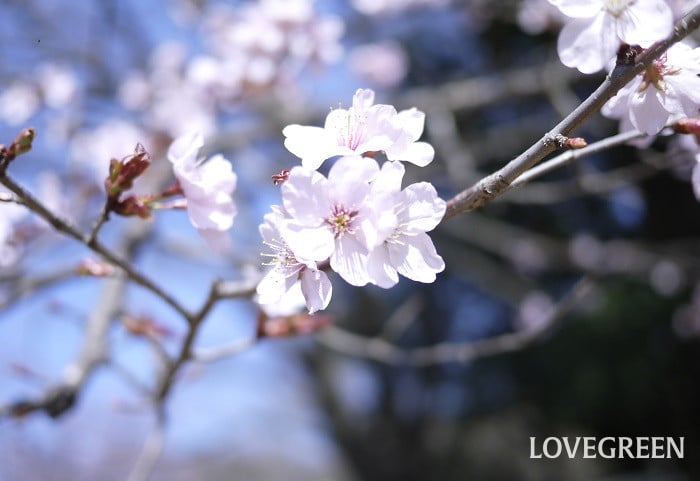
280, 155, 397, 286
282, 88, 434, 170
602, 42, 700, 135
549, 0, 673, 73
364, 161, 446, 287
167, 132, 237, 252
257, 208, 332, 314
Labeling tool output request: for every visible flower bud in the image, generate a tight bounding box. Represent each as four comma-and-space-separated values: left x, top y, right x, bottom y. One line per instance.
673, 118, 700, 143
104, 143, 152, 199
112, 195, 151, 219
12, 128, 36, 156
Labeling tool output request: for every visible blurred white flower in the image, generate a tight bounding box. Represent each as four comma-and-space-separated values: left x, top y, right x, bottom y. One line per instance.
167, 132, 237, 253
36, 63, 78, 109
349, 42, 408, 88
0, 82, 40, 126
70, 120, 149, 183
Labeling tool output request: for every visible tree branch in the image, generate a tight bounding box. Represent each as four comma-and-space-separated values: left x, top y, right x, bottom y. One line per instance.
0, 172, 191, 320
317, 276, 595, 366
442, 5, 700, 220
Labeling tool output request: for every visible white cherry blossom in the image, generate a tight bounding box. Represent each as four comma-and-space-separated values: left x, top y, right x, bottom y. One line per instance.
280, 155, 396, 286
365, 161, 446, 288
549, 0, 673, 73
167, 132, 237, 252
283, 88, 434, 170
602, 42, 700, 135
257, 208, 332, 314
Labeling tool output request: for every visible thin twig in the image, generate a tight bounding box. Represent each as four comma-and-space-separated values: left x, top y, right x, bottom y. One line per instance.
510, 129, 648, 188
0, 172, 191, 320
87, 200, 112, 245
317, 276, 595, 366
192, 337, 257, 363
0, 266, 81, 312
126, 409, 166, 481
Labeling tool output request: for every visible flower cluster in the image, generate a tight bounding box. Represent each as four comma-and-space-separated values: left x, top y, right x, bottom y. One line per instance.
548, 0, 673, 73
117, 0, 344, 139
258, 89, 445, 313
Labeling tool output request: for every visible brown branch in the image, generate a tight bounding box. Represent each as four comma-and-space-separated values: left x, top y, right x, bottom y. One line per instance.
153, 276, 260, 400
442, 5, 700, 220
0, 172, 191, 320
509, 129, 649, 189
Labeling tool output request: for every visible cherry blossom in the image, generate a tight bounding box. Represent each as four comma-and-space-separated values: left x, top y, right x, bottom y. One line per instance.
256, 208, 332, 313
280, 155, 396, 286
549, 0, 673, 73
365, 161, 446, 288
167, 132, 237, 252
283, 88, 434, 170
602, 42, 700, 135
270, 154, 446, 299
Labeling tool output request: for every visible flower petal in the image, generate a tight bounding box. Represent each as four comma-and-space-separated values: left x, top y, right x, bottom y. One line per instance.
300, 268, 332, 313
557, 14, 616, 74
197, 228, 231, 254
402, 182, 446, 234
619, 1, 673, 47
283, 222, 335, 262
548, 0, 601, 18
257, 267, 300, 305
282, 167, 330, 226
283, 124, 340, 170
352, 88, 375, 111
390, 232, 444, 283
168, 131, 204, 166
366, 245, 399, 288
372, 159, 405, 196
629, 87, 669, 135
330, 234, 371, 286
665, 72, 700, 118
